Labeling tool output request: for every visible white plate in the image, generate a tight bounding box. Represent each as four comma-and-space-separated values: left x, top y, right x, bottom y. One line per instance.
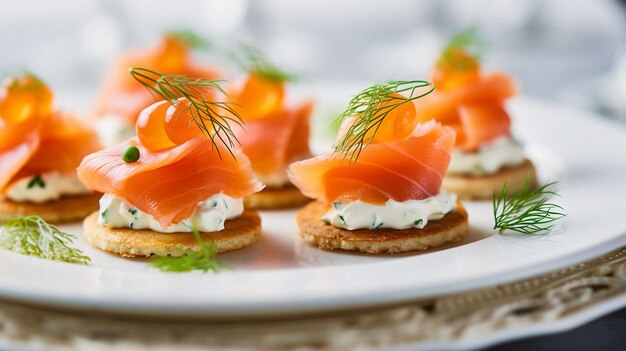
0, 97, 625, 318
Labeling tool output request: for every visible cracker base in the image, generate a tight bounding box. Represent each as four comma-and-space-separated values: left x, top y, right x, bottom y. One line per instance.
244, 185, 311, 210
296, 201, 469, 254
83, 210, 262, 258
443, 159, 537, 200
0, 193, 101, 224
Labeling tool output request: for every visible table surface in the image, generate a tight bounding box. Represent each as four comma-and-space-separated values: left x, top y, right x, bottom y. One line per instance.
487, 307, 626, 351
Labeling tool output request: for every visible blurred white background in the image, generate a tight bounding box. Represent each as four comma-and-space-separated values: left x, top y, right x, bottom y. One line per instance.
1, 0, 625, 118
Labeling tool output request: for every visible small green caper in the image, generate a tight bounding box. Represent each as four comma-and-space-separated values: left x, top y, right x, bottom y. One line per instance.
122, 145, 140, 163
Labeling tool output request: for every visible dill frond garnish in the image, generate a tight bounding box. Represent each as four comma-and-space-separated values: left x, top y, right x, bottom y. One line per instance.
130, 67, 243, 159
166, 29, 212, 50
332, 80, 434, 162
493, 178, 566, 235
0, 216, 90, 264
150, 226, 227, 273
230, 44, 296, 83
440, 26, 486, 70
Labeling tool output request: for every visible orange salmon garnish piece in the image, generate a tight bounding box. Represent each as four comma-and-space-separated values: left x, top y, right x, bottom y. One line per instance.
136, 100, 176, 151
369, 93, 418, 143
433, 49, 481, 92
229, 73, 284, 121
164, 98, 207, 145
0, 74, 53, 124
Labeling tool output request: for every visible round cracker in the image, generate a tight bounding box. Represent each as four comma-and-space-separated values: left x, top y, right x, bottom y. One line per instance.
244, 184, 311, 210
83, 210, 261, 258
296, 201, 468, 254
443, 159, 537, 200
0, 192, 101, 224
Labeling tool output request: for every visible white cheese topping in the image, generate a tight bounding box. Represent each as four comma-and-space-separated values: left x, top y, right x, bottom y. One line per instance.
98, 193, 243, 233
6, 172, 92, 204
448, 136, 525, 175
322, 191, 457, 230
96, 115, 135, 147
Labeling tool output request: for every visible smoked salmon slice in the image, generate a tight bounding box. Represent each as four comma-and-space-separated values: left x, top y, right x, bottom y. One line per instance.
77, 137, 263, 227
21, 112, 101, 175
232, 100, 313, 179
0, 119, 40, 193
288, 120, 455, 205
0, 74, 100, 194
414, 72, 517, 151
93, 35, 220, 126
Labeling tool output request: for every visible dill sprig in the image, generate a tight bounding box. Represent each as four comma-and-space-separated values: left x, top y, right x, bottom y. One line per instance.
150, 226, 227, 273
332, 80, 434, 162
230, 44, 296, 83
0, 216, 90, 264
130, 67, 243, 159
493, 178, 566, 235
166, 29, 212, 50
440, 26, 486, 69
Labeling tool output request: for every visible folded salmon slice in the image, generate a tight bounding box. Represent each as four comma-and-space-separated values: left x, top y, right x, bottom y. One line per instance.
233, 100, 313, 179
288, 121, 455, 205
22, 113, 101, 174
0, 118, 41, 192
414, 72, 517, 151
0, 113, 100, 193
77, 137, 263, 226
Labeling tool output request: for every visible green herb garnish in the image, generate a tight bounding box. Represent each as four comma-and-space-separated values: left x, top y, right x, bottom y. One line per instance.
230, 44, 296, 83
0, 216, 90, 264
493, 178, 566, 235
166, 29, 212, 50
121, 145, 140, 163
150, 226, 227, 273
372, 214, 383, 229
130, 67, 243, 159
333, 80, 434, 162
128, 208, 138, 215
414, 219, 424, 227
27, 174, 45, 189
338, 215, 346, 225
440, 26, 486, 70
